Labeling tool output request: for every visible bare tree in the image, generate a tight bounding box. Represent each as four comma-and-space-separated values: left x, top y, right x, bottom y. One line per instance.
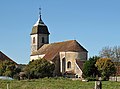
113, 46, 120, 62
113, 46, 120, 81
99, 46, 114, 59
99, 46, 120, 62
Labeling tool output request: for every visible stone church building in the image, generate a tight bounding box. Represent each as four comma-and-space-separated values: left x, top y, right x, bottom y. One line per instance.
30, 12, 88, 78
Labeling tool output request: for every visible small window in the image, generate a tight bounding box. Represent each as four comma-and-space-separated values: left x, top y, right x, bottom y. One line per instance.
67, 61, 71, 68
42, 37, 45, 43
33, 37, 35, 44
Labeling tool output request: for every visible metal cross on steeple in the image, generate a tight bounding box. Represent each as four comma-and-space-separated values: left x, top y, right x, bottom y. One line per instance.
39, 8, 42, 19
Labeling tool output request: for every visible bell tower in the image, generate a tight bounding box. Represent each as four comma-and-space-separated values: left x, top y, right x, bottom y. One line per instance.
30, 8, 50, 53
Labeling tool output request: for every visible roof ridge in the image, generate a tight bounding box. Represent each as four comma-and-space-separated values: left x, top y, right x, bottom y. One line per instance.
50, 40, 76, 44
0, 51, 18, 65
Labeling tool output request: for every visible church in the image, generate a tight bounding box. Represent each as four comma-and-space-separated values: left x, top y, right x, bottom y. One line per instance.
30, 10, 88, 78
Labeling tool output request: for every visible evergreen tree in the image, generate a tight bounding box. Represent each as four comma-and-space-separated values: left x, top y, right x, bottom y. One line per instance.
83, 56, 100, 78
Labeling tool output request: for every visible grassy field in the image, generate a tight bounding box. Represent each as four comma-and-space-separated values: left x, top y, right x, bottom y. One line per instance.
0, 78, 120, 89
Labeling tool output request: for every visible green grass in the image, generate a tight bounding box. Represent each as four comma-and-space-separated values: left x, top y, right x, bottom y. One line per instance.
0, 78, 120, 89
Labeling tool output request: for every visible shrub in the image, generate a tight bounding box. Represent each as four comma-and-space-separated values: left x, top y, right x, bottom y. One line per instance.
0, 60, 21, 78
24, 58, 55, 79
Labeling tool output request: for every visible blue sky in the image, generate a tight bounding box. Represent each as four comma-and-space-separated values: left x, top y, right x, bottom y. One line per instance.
0, 0, 120, 64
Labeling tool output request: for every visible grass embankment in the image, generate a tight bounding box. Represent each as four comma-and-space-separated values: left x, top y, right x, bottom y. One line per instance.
0, 78, 120, 89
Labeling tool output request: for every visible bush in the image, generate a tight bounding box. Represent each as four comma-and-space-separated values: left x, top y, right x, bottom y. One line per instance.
24, 58, 55, 79
0, 60, 21, 78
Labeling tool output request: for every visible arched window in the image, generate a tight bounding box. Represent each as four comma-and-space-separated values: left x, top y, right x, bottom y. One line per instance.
42, 37, 45, 43
33, 37, 35, 44
67, 61, 71, 68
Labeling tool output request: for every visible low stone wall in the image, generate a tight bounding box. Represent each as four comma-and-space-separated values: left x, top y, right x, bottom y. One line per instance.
109, 77, 120, 81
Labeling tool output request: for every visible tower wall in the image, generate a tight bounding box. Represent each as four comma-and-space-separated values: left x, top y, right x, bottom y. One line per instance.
31, 34, 38, 53
38, 34, 49, 47
31, 33, 49, 54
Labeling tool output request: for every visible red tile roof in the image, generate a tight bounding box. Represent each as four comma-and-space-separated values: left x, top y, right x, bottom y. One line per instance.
31, 40, 88, 61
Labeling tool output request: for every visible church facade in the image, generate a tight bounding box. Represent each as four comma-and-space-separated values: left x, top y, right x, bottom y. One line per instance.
30, 13, 88, 78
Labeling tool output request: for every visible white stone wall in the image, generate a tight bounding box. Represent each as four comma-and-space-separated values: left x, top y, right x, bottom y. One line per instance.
31, 34, 38, 52
30, 54, 45, 61
59, 51, 86, 78
59, 52, 80, 73
31, 34, 49, 54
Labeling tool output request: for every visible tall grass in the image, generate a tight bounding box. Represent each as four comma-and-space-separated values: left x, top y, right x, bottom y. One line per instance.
0, 78, 119, 89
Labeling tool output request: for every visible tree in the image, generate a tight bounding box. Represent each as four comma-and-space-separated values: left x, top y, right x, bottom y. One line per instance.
112, 46, 120, 62
99, 46, 114, 59
99, 46, 120, 62
99, 46, 120, 81
0, 60, 20, 78
95, 58, 116, 80
83, 56, 100, 78
24, 58, 55, 79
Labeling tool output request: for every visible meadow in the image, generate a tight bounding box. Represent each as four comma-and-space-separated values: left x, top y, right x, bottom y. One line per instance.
0, 78, 120, 89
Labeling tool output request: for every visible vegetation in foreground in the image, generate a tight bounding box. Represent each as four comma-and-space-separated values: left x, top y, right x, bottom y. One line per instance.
0, 59, 55, 80
83, 56, 116, 81
24, 59, 55, 79
0, 78, 120, 89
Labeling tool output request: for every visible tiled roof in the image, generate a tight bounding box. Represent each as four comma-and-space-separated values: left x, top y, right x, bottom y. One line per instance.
31, 40, 88, 61
0, 51, 17, 65
30, 17, 50, 35
31, 25, 50, 35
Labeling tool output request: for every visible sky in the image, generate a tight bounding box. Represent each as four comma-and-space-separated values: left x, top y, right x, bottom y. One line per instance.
0, 0, 120, 64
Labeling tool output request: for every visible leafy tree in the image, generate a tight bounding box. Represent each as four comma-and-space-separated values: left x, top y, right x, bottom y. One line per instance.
95, 58, 116, 80
83, 56, 100, 78
0, 60, 20, 78
24, 58, 55, 79
99, 46, 120, 81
